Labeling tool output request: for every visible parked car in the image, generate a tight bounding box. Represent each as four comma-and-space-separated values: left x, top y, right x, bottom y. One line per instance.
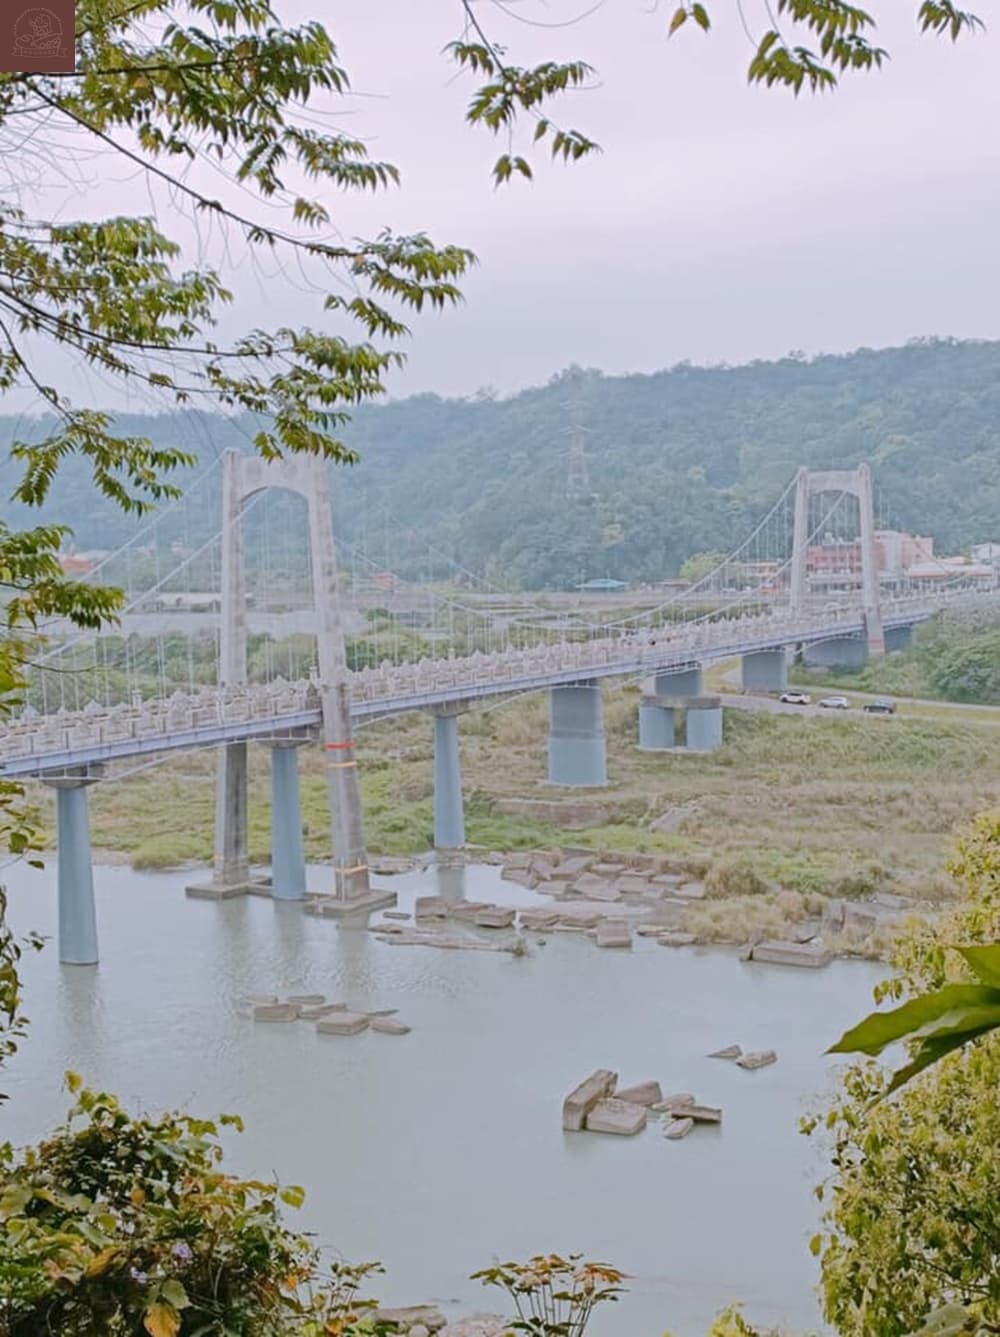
863, 697, 896, 715
818, 695, 850, 710
779, 691, 811, 705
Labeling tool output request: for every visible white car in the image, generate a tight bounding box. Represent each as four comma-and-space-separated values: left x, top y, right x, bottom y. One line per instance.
779, 691, 811, 705
818, 695, 849, 710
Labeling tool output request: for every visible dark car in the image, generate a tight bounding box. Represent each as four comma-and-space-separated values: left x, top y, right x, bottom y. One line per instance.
863, 697, 896, 715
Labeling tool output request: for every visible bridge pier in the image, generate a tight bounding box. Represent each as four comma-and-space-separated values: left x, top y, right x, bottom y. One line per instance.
685, 697, 723, 751
548, 683, 607, 787
187, 742, 254, 899
638, 699, 676, 750
45, 770, 101, 966
432, 707, 466, 849
803, 637, 867, 670
638, 666, 703, 750
270, 743, 307, 900
741, 648, 788, 693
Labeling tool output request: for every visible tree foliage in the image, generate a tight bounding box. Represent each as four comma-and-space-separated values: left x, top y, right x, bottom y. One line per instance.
0, 1076, 387, 1336
810, 813, 1000, 1336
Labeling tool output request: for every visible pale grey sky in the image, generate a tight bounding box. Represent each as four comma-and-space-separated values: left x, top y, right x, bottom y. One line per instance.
8, 0, 1000, 410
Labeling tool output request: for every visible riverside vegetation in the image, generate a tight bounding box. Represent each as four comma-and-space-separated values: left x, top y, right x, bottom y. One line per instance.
27, 677, 1000, 954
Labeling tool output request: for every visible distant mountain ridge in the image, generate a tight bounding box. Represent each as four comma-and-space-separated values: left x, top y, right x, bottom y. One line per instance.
2, 337, 999, 589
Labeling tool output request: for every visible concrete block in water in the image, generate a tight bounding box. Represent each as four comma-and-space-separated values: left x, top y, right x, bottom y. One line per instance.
316, 1012, 370, 1036
562, 1069, 617, 1131
474, 906, 516, 929
595, 919, 632, 948
736, 1049, 777, 1070
708, 1045, 742, 1060
298, 1003, 346, 1020
749, 940, 832, 969
614, 874, 651, 897
658, 932, 698, 947
414, 896, 449, 920
650, 1093, 695, 1114
664, 1117, 695, 1140
679, 1104, 722, 1124
253, 1003, 298, 1022
371, 1016, 411, 1035
287, 993, 325, 1006
585, 1098, 647, 1136
614, 1080, 663, 1107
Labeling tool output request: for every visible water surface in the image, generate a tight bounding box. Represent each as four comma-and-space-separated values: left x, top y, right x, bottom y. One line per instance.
2, 861, 884, 1335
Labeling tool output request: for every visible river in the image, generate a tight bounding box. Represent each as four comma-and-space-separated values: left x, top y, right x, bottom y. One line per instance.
1, 860, 885, 1335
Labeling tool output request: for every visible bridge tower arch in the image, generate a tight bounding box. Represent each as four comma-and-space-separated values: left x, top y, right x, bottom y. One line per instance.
211, 448, 376, 906
789, 463, 884, 655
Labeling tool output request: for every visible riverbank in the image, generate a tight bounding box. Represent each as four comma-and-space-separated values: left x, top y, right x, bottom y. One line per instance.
26, 685, 1000, 908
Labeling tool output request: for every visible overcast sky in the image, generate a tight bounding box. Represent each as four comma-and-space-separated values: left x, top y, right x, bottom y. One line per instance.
9, 0, 1000, 410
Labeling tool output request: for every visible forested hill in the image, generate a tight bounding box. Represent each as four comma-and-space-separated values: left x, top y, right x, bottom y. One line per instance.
3, 337, 1000, 588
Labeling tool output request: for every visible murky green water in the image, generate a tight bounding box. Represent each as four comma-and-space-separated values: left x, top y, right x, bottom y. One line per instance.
1, 860, 884, 1335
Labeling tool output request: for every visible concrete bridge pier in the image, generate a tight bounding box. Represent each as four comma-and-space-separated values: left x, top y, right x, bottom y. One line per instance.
685, 697, 724, 751
270, 743, 307, 900
741, 648, 788, 693
637, 666, 703, 750
548, 682, 607, 787
432, 706, 466, 849
187, 742, 253, 899
638, 698, 676, 750
44, 769, 101, 965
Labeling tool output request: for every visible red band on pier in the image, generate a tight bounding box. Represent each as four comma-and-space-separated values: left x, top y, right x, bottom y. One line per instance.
323, 740, 354, 750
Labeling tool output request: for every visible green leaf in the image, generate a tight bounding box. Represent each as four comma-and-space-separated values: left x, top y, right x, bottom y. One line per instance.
691, 3, 711, 30
828, 983, 1000, 1056
159, 1280, 190, 1310
957, 943, 1000, 988
279, 1183, 305, 1209
881, 1022, 999, 1099
668, 6, 688, 34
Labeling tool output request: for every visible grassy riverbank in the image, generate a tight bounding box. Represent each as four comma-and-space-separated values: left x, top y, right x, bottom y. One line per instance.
26, 686, 1000, 902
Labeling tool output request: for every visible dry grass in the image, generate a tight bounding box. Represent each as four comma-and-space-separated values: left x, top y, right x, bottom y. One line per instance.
24, 686, 1000, 902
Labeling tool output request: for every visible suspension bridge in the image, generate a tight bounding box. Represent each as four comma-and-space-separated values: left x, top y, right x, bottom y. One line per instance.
3, 453, 992, 965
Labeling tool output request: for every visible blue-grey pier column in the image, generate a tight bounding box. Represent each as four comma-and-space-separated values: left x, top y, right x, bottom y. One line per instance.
44, 771, 101, 965
637, 666, 703, 750
270, 743, 307, 900
548, 682, 607, 787
740, 648, 788, 692
685, 696, 724, 751
885, 624, 913, 653
432, 707, 466, 849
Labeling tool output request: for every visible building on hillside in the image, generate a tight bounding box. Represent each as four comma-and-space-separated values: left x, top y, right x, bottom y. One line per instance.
57, 551, 108, 575
905, 557, 996, 590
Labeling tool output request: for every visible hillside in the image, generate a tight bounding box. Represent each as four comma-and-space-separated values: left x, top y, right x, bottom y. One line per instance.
3, 337, 1000, 588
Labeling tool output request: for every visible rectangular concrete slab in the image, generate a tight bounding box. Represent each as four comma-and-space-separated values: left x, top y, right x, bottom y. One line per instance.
681, 1104, 723, 1124
750, 940, 832, 968
253, 1003, 298, 1022
614, 1080, 663, 1107
650, 1093, 696, 1114
474, 906, 516, 929
562, 1068, 617, 1131
585, 1098, 647, 1135
658, 932, 699, 947
316, 1012, 370, 1036
595, 920, 632, 948
708, 1045, 743, 1060
664, 1117, 695, 1140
